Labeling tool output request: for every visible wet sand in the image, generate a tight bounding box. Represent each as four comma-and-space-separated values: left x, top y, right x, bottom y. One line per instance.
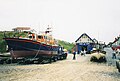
0, 54, 120, 81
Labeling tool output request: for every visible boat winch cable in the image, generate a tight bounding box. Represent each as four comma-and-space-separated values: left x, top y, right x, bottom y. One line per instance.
11, 49, 15, 59
32, 43, 41, 60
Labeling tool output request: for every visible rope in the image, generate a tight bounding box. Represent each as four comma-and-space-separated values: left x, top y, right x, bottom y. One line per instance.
11, 49, 15, 63
32, 43, 41, 59
8, 43, 42, 60
11, 49, 15, 59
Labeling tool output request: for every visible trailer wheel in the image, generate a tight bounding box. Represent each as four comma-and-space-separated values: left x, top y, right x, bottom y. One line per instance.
60, 56, 64, 60
48, 57, 52, 63
116, 61, 119, 69
38, 57, 43, 64
116, 60, 120, 72
0, 60, 4, 64
53, 56, 57, 62
5, 59, 12, 64
118, 68, 120, 72
63, 53, 67, 59
117, 62, 120, 72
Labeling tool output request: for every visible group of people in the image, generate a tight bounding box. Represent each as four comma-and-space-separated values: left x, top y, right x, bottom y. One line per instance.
72, 49, 86, 60
72, 48, 120, 60
81, 50, 86, 56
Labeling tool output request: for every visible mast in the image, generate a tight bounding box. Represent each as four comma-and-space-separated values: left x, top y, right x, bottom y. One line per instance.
45, 25, 52, 36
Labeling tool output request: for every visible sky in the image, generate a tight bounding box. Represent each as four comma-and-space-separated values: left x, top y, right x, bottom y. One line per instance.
0, 0, 120, 44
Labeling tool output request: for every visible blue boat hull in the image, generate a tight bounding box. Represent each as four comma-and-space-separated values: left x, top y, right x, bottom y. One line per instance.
4, 38, 59, 59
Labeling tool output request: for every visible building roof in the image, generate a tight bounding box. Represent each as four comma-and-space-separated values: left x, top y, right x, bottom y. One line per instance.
75, 33, 94, 43
12, 27, 31, 30
93, 38, 98, 43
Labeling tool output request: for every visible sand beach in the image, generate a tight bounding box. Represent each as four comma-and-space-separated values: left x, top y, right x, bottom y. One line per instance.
0, 54, 120, 81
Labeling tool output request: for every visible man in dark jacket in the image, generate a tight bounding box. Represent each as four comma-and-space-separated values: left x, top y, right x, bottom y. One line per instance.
73, 51, 76, 60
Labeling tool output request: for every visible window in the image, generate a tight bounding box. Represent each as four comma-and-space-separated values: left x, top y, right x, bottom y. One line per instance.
33, 36, 35, 38
38, 35, 43, 39
88, 39, 90, 41
29, 36, 32, 38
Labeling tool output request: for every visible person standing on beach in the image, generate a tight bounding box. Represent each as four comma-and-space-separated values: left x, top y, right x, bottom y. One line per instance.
112, 49, 116, 59
83, 49, 86, 56
73, 51, 76, 60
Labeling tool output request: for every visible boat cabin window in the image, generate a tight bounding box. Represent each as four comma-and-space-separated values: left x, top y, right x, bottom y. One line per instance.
29, 36, 35, 39
38, 35, 43, 39
33, 36, 35, 38
29, 36, 32, 38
